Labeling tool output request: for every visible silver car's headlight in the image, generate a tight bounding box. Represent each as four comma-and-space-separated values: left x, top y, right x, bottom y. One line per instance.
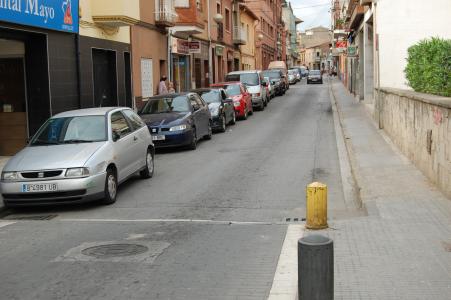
169, 124, 188, 132
1, 171, 19, 181
65, 168, 90, 177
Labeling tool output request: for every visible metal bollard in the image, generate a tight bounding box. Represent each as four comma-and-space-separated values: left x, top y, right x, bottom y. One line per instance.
306, 182, 328, 229
298, 234, 334, 300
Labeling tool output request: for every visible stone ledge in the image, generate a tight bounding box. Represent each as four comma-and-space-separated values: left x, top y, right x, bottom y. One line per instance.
377, 87, 451, 109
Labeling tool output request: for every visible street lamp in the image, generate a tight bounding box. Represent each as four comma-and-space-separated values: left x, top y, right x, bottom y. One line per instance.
213, 13, 223, 23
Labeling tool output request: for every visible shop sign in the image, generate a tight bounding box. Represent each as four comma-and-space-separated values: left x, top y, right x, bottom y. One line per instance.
215, 45, 224, 56
347, 45, 357, 57
0, 0, 79, 33
336, 40, 347, 49
172, 37, 189, 55
188, 41, 201, 54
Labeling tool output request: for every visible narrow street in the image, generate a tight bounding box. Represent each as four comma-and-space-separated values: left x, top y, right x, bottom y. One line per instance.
0, 80, 350, 300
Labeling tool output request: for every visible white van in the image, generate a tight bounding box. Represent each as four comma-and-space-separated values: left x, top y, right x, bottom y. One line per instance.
225, 70, 268, 111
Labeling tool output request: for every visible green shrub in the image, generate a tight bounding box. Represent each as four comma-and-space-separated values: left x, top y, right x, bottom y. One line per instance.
405, 37, 451, 97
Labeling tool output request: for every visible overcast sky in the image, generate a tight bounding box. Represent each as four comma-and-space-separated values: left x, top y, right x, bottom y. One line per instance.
290, 0, 332, 32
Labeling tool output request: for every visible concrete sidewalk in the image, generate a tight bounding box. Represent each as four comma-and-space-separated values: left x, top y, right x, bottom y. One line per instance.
315, 79, 451, 299
0, 156, 9, 211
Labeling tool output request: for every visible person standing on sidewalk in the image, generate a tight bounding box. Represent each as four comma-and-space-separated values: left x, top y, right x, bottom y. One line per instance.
158, 76, 168, 95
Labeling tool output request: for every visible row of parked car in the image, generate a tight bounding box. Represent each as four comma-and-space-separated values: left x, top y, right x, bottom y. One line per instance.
0, 62, 295, 208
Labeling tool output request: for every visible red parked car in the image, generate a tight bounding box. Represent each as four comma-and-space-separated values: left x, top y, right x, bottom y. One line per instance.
211, 82, 253, 120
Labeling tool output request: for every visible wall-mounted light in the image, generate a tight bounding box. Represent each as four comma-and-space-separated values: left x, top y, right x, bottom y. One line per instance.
213, 14, 223, 23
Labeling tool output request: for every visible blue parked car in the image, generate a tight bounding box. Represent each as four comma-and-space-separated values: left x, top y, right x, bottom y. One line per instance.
138, 93, 212, 150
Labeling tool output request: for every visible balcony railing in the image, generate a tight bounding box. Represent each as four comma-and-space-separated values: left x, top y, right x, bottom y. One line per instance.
233, 25, 246, 45
155, 0, 177, 27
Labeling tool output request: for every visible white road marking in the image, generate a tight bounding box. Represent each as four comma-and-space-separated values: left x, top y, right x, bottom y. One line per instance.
268, 224, 304, 300
0, 221, 16, 228
59, 218, 280, 225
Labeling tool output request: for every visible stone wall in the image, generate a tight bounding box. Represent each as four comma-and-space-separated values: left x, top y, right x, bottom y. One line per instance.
376, 88, 451, 198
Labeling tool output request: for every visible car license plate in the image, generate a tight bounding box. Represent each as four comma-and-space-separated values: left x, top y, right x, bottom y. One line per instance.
21, 183, 58, 193
152, 135, 165, 141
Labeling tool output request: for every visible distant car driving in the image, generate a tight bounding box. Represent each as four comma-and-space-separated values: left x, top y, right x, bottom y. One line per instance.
1, 107, 154, 207
138, 93, 212, 150
307, 70, 323, 84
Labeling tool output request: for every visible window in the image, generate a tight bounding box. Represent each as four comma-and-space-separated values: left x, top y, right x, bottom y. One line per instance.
123, 109, 145, 131
111, 112, 131, 139
225, 8, 230, 31
216, 3, 221, 14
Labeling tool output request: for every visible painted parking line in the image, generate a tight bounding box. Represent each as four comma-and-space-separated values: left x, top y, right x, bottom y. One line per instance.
268, 224, 304, 300
0, 221, 16, 228
59, 218, 278, 226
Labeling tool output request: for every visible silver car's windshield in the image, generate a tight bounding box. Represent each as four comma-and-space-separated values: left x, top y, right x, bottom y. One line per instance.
30, 116, 107, 145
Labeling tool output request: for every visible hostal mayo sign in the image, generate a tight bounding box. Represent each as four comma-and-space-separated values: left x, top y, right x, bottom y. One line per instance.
0, 0, 79, 33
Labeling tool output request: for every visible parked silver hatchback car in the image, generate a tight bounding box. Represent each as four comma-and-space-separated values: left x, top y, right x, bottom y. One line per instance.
0, 107, 154, 207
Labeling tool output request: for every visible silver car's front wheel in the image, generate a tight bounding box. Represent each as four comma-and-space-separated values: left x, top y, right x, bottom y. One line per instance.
140, 150, 154, 179
102, 168, 117, 205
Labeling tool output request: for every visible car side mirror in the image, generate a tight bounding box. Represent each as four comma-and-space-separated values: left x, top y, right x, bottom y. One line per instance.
112, 131, 121, 142
262, 81, 267, 87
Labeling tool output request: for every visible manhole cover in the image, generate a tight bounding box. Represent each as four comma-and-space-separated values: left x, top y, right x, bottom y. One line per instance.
81, 244, 149, 259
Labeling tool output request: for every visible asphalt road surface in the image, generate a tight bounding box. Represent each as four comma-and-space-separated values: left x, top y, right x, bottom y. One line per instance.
0, 79, 349, 300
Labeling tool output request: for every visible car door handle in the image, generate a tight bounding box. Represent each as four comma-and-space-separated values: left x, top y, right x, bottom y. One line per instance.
134, 136, 138, 141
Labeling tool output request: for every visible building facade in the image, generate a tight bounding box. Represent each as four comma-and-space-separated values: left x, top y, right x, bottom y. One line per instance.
245, 0, 280, 69
239, 4, 258, 70
332, 0, 451, 102
0, 0, 80, 155
131, 0, 175, 109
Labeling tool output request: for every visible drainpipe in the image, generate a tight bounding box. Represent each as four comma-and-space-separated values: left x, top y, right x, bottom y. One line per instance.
75, 34, 82, 109
168, 28, 172, 84
374, 2, 382, 129
207, 0, 213, 85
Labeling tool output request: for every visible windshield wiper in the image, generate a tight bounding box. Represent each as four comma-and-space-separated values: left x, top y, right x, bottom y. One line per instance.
31, 139, 60, 145
62, 139, 95, 144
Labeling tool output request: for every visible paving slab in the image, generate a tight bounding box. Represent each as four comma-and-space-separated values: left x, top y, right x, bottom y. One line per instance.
325, 78, 451, 299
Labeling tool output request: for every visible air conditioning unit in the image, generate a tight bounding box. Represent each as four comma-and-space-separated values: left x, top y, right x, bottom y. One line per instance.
360, 0, 373, 5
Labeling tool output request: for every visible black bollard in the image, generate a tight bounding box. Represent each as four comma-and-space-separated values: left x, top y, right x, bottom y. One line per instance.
298, 234, 333, 300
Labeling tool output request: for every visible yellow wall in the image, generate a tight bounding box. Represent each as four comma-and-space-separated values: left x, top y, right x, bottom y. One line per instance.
79, 0, 133, 44
240, 11, 256, 69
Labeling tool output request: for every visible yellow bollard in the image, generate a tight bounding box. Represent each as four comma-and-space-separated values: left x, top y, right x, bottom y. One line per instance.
306, 182, 328, 229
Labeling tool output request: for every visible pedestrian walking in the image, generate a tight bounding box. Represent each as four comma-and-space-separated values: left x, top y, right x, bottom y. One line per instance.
158, 75, 168, 95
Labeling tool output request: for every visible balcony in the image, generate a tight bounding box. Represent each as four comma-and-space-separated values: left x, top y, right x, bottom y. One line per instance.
91, 0, 139, 27
233, 26, 246, 45
349, 4, 365, 30
155, 0, 178, 27
360, 0, 373, 5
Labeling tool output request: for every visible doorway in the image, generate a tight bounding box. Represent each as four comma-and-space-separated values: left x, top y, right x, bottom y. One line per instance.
92, 48, 117, 107
203, 60, 209, 87
194, 58, 201, 88
0, 39, 27, 155
124, 52, 132, 108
